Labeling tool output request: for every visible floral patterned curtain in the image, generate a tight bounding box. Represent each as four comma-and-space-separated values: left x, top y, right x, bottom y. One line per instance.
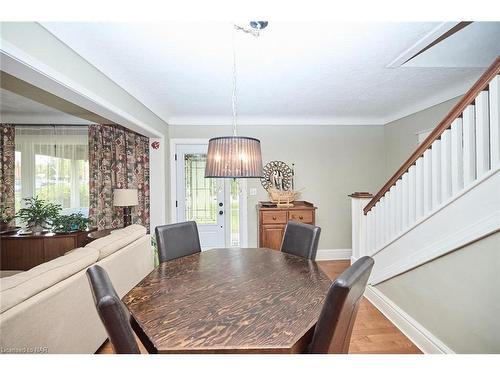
0, 124, 16, 225
88, 124, 150, 230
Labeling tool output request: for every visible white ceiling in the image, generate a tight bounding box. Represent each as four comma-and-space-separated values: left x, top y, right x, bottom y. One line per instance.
41, 21, 498, 126
406, 22, 500, 68
0, 88, 92, 124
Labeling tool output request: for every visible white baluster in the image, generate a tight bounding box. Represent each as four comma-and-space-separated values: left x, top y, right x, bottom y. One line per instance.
440, 129, 452, 202
385, 191, 391, 243
490, 76, 500, 167
463, 105, 476, 185
450, 118, 464, 195
431, 140, 441, 208
475, 91, 490, 176
408, 165, 416, 225
423, 149, 433, 214
415, 157, 424, 219
378, 197, 385, 247
395, 180, 402, 234
401, 172, 409, 230
367, 211, 374, 254
389, 185, 397, 239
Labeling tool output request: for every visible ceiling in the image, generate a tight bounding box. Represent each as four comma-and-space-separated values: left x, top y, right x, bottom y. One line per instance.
40, 21, 499, 126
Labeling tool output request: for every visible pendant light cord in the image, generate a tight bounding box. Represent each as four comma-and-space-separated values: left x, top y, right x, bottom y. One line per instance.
231, 24, 238, 136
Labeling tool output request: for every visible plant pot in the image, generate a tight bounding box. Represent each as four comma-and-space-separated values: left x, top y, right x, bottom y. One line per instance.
31, 224, 45, 235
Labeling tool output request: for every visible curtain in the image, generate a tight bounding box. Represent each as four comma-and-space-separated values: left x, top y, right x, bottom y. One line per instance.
89, 124, 150, 230
0, 124, 16, 224
15, 126, 89, 215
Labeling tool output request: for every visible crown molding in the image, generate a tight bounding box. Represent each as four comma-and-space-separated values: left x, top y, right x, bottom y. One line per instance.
167, 115, 384, 126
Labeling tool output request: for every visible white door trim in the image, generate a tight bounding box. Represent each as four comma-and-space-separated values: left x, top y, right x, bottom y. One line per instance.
169, 138, 248, 248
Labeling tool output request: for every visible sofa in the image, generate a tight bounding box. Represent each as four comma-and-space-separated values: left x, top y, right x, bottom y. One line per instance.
0, 224, 154, 354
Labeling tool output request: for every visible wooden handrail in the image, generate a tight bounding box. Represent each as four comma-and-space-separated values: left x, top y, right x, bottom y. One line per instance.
364, 56, 500, 214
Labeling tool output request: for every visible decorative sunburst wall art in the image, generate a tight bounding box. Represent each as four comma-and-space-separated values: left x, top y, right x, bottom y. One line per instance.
260, 161, 294, 191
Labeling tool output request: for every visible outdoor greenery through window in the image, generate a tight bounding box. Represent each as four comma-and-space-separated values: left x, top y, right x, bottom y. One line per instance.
14, 126, 89, 218
184, 153, 241, 247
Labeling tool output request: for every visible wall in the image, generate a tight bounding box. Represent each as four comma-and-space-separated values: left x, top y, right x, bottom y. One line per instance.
169, 125, 386, 250
376, 231, 500, 353
383, 96, 462, 179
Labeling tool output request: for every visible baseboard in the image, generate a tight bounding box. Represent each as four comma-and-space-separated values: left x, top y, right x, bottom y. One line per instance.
316, 249, 352, 261
364, 285, 455, 354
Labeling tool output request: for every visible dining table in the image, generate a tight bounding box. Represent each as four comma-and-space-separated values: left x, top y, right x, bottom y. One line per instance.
123, 247, 332, 354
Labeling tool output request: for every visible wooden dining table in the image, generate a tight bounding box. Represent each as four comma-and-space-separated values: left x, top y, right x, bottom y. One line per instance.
123, 247, 332, 354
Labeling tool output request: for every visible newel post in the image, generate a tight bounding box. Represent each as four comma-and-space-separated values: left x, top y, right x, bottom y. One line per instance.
349, 192, 373, 264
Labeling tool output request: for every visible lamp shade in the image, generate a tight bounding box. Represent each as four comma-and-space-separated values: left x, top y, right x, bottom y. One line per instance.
205, 136, 263, 178
113, 189, 139, 207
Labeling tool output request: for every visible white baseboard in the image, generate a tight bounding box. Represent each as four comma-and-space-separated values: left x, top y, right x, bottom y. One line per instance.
364, 285, 454, 354
316, 248, 352, 261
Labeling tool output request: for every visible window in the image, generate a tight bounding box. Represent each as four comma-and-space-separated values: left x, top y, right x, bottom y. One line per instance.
15, 126, 89, 217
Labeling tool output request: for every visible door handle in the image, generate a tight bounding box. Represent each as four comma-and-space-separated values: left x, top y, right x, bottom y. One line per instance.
219, 210, 224, 215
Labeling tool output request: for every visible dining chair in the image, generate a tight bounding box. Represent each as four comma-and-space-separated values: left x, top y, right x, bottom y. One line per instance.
280, 221, 321, 260
86, 265, 140, 354
155, 221, 201, 263
308, 256, 374, 354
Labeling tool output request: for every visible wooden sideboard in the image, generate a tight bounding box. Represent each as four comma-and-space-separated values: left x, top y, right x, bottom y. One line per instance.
0, 230, 94, 271
257, 201, 317, 250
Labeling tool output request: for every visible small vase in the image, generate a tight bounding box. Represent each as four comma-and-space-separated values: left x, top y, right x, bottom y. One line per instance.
31, 224, 44, 235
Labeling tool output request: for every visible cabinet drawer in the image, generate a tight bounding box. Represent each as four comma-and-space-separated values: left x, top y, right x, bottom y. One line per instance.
261, 211, 287, 224
289, 210, 313, 224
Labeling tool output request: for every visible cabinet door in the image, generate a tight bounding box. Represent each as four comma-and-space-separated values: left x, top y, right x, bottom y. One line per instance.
261, 225, 285, 250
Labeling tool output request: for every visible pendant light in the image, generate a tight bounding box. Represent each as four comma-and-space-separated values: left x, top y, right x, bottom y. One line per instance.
205, 22, 266, 178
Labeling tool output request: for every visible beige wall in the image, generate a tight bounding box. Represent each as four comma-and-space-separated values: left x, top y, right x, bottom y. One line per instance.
376, 231, 500, 353
383, 97, 462, 179
169, 125, 386, 250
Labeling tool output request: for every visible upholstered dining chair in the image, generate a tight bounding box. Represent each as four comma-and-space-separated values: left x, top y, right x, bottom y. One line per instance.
155, 221, 202, 263
86, 265, 140, 354
308, 256, 374, 354
280, 221, 321, 260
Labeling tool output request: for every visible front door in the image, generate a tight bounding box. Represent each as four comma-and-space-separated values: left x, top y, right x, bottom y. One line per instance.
175, 144, 226, 249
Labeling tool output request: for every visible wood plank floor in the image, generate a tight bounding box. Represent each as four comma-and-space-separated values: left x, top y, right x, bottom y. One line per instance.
97, 260, 421, 354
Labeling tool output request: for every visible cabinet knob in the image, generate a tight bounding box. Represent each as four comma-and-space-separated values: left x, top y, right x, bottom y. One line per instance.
272, 216, 277, 220
299, 216, 304, 219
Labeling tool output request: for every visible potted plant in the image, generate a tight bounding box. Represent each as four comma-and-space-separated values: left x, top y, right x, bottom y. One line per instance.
0, 204, 15, 231
16, 196, 61, 234
52, 212, 90, 233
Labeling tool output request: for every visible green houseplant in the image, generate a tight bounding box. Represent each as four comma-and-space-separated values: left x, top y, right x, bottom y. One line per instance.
52, 212, 90, 233
16, 196, 62, 234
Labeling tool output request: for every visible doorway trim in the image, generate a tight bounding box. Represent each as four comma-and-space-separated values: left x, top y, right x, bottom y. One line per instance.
169, 138, 248, 248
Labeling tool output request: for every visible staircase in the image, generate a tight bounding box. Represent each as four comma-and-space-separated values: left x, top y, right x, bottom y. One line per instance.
350, 57, 500, 353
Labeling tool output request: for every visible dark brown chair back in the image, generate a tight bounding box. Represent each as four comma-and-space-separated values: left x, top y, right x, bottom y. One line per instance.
309, 256, 374, 354
280, 221, 321, 260
155, 221, 201, 263
86, 265, 140, 354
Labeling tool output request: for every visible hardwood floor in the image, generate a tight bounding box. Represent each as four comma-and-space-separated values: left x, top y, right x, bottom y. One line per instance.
318, 260, 421, 354
97, 260, 421, 354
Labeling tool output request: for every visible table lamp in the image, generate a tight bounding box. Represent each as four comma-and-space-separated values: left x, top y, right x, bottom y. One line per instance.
113, 189, 138, 227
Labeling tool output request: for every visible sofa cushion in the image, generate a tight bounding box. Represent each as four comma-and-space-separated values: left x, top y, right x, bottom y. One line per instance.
0, 247, 99, 313
85, 224, 147, 261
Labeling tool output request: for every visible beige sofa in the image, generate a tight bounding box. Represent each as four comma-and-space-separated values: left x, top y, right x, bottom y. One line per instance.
0, 225, 154, 354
